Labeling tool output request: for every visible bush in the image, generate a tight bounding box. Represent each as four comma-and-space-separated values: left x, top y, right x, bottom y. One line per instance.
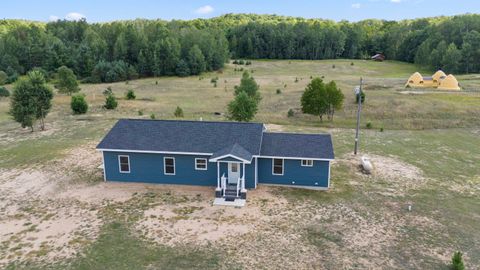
125, 89, 136, 100
238, 60, 245, 65
0, 86, 10, 97
71, 94, 88, 114
0, 71, 7, 85
174, 106, 184, 117
138, 109, 144, 116
155, 81, 158, 85
245, 60, 252, 65
210, 77, 218, 83
356, 90, 366, 104
5, 67, 19, 84
104, 94, 118, 110
232, 59, 238, 64
380, 127, 384, 132
92, 60, 138, 83
332, 64, 336, 69
366, 122, 373, 129
451, 251, 465, 270
295, 77, 299, 83
150, 113, 156, 119
287, 109, 294, 117
351, 62, 355, 66
276, 89, 282, 94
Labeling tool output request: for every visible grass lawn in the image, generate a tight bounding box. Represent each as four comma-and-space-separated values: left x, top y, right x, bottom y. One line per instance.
0, 59, 479, 269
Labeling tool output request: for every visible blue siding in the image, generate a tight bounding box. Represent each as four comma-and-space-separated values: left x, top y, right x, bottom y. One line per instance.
257, 158, 329, 188
103, 151, 257, 188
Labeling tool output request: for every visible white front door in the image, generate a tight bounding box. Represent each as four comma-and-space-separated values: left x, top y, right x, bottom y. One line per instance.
228, 163, 240, 184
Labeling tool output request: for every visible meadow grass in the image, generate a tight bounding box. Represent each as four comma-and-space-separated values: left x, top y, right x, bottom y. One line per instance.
0, 59, 479, 269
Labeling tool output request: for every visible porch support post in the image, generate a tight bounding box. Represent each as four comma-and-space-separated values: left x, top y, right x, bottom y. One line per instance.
240, 162, 247, 200
217, 162, 220, 189
215, 161, 222, 198
242, 163, 246, 190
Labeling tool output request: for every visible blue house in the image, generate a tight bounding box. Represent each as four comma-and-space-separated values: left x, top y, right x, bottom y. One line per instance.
97, 119, 334, 204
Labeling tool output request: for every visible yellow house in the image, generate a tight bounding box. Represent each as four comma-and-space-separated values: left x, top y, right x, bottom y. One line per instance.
432, 70, 447, 86
405, 70, 461, 90
405, 72, 424, 88
438, 74, 461, 90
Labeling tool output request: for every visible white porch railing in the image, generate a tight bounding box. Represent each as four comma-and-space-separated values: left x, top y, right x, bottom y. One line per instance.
236, 176, 245, 197
220, 174, 226, 196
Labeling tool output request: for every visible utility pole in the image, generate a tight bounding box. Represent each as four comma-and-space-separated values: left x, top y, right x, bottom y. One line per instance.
354, 77, 363, 155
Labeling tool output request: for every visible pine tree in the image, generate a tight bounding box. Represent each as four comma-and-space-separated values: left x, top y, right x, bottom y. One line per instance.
56, 66, 80, 95
10, 70, 53, 131
228, 91, 258, 122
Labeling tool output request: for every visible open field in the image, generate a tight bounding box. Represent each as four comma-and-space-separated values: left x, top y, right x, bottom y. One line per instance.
0, 60, 479, 269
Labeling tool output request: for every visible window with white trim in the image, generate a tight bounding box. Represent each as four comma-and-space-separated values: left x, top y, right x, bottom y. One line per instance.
272, 159, 283, 175
119, 155, 130, 173
301, 159, 313, 167
195, 158, 207, 170
164, 157, 175, 175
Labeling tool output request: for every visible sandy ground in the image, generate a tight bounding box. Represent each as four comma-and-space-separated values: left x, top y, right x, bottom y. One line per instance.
0, 142, 459, 269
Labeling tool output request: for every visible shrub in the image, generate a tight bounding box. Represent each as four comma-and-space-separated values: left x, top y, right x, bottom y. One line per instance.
238, 60, 245, 65
174, 106, 184, 117
276, 89, 282, 94
380, 127, 384, 132
155, 81, 158, 85
150, 113, 156, 119
0, 86, 10, 97
351, 62, 355, 66
0, 71, 7, 85
287, 109, 294, 117
138, 109, 144, 116
295, 77, 299, 83
71, 94, 88, 114
356, 90, 366, 104
332, 64, 336, 69
104, 94, 118, 110
245, 60, 252, 65
451, 251, 465, 270
213, 82, 217, 87
92, 60, 137, 83
366, 122, 373, 129
232, 59, 238, 64
125, 89, 136, 100
210, 77, 218, 84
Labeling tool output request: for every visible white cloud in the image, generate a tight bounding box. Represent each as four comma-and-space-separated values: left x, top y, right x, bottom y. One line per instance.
351, 3, 361, 8
391, 0, 402, 3
49, 15, 59, 22
194, 5, 214, 15
65, 12, 86, 21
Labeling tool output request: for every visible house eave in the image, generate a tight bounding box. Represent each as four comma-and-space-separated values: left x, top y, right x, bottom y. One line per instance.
96, 148, 213, 156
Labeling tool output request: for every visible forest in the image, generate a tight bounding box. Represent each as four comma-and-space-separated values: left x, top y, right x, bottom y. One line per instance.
1, 13, 480, 83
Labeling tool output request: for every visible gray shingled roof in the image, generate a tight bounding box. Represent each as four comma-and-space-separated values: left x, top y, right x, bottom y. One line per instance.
260, 132, 334, 160
97, 119, 264, 156
210, 143, 253, 161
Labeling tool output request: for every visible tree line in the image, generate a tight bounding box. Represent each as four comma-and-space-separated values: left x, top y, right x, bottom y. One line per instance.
0, 19, 229, 83
1, 13, 480, 82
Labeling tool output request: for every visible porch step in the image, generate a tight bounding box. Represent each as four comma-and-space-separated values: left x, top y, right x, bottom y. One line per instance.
224, 189, 238, 196
224, 196, 237, 202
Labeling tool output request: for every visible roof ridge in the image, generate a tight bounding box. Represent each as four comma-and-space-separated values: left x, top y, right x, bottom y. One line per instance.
120, 118, 264, 125
264, 131, 331, 136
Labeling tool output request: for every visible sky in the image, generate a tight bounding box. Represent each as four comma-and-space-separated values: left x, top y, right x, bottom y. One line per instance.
0, 0, 479, 23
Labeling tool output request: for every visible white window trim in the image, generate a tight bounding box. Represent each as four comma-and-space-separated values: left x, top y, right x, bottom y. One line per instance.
118, 155, 130, 173
164, 157, 175, 175
195, 158, 208, 170
272, 158, 284, 176
301, 159, 314, 167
